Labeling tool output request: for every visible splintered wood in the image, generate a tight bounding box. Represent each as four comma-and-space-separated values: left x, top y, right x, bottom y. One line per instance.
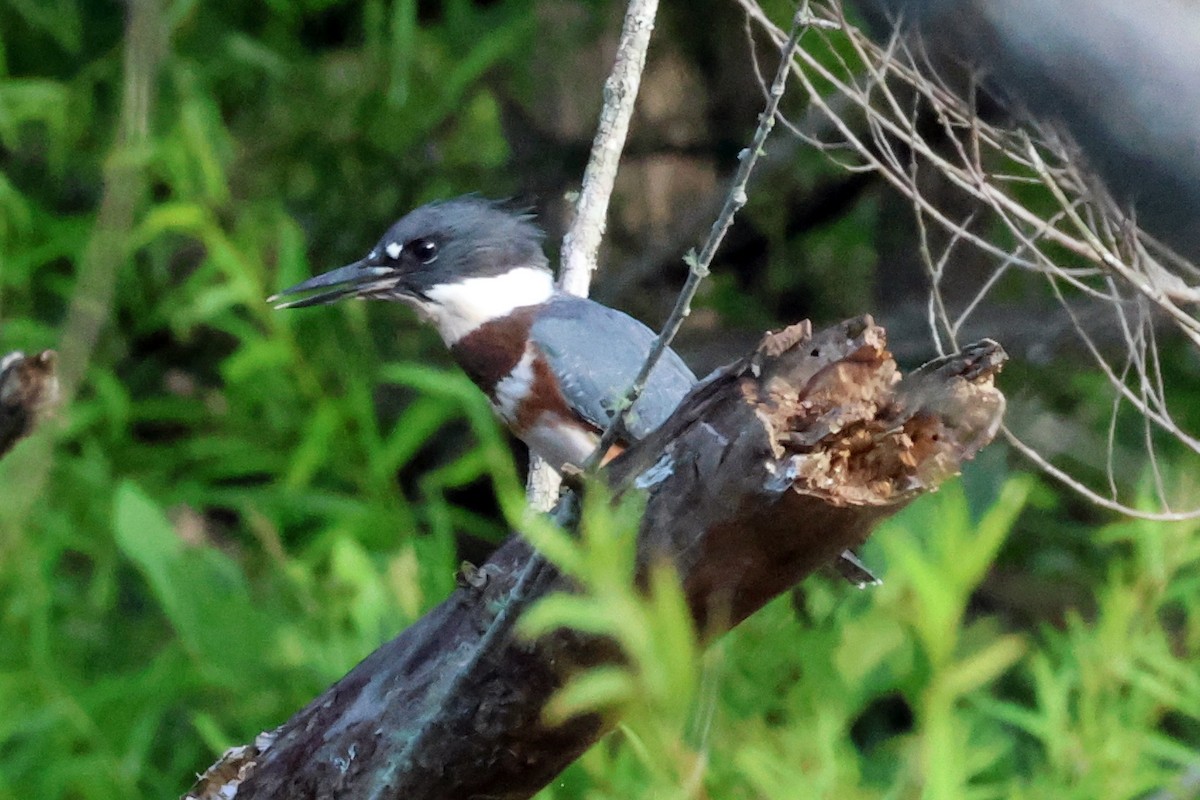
753, 317, 1005, 507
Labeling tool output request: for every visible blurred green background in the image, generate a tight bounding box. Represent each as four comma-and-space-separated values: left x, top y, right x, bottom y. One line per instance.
1, 1, 1198, 798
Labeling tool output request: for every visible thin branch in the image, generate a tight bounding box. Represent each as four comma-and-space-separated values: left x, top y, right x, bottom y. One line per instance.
737, 0, 1200, 517
1002, 427, 1200, 521
588, 2, 811, 470
558, 0, 660, 297
1, 0, 164, 524
526, 0, 661, 511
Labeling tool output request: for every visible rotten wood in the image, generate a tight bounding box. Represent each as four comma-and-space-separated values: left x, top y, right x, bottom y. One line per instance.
187, 317, 1006, 800
0, 350, 60, 461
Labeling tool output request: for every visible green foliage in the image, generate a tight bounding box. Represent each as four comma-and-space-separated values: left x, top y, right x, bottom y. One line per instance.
533, 477, 1200, 800
0, 1, 536, 796
518, 481, 704, 797
520, 483, 699, 729
1, 1, 1198, 798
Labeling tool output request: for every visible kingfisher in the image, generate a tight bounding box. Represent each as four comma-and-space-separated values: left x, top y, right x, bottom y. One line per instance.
270, 196, 692, 470
270, 195, 878, 586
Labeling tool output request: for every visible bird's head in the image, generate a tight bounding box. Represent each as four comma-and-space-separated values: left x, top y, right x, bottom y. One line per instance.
270, 196, 555, 344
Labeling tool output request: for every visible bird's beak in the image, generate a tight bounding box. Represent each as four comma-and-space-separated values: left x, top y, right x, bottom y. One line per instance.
268, 260, 398, 309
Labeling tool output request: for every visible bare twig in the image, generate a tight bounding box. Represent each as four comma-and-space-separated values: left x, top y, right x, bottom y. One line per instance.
1, 0, 165, 525
526, 0, 662, 511
558, 0, 660, 297
515, 0, 661, 762
589, 3, 811, 470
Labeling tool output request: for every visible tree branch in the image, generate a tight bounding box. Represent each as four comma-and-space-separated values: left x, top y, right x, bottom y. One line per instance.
3, 0, 164, 521
557, 0, 660, 297
526, 0, 661, 510
186, 318, 1007, 800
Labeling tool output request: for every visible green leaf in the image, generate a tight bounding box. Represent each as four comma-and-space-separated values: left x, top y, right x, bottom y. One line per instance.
940, 635, 1027, 698
545, 666, 635, 725
113, 481, 266, 681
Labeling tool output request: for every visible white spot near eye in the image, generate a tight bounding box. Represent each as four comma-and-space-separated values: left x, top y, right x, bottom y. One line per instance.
385, 241, 403, 260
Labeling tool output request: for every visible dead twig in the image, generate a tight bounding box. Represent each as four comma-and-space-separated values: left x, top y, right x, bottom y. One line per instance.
739, 0, 1200, 519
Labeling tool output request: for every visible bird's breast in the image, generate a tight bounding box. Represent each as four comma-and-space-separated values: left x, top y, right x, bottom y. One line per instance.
490, 344, 598, 466
451, 317, 602, 470
449, 306, 539, 392
490, 345, 538, 426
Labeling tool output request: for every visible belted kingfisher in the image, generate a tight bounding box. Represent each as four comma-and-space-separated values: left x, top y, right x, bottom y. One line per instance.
270, 195, 879, 587
270, 196, 694, 471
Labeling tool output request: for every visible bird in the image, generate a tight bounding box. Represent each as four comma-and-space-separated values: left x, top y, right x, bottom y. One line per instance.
270, 196, 693, 471
269, 195, 879, 587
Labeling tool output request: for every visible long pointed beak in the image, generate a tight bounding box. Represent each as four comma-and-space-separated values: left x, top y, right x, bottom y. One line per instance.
268, 260, 398, 309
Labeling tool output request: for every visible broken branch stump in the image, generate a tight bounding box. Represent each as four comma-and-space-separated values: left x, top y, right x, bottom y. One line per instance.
188, 316, 1007, 800
0, 350, 59, 462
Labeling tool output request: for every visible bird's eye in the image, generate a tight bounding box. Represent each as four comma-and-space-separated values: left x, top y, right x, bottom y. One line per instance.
409, 238, 438, 264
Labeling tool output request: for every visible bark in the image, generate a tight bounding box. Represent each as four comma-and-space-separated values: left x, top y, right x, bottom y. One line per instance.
0, 351, 60, 461
186, 317, 1006, 800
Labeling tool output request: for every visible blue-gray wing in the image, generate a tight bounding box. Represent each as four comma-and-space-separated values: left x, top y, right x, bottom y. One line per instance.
529, 296, 696, 440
